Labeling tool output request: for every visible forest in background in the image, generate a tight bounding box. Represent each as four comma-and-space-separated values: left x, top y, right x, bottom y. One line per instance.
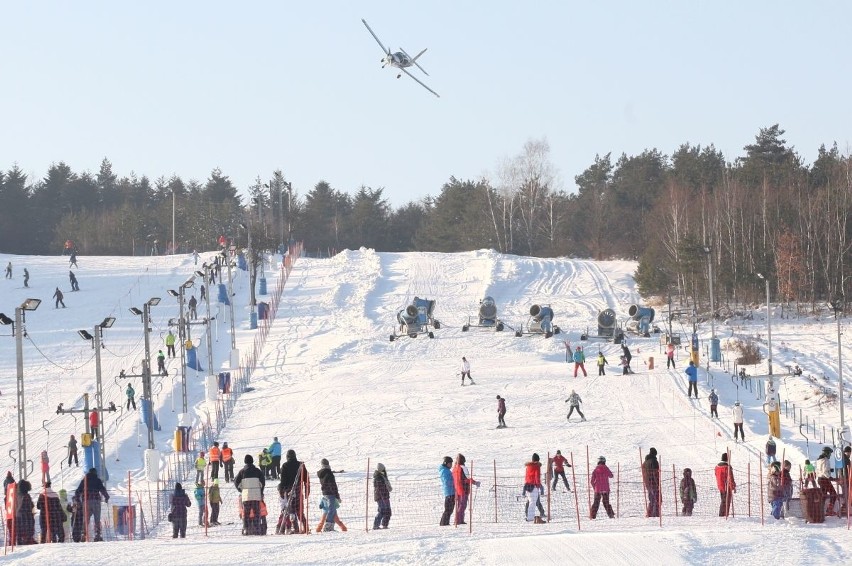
1, 124, 851, 311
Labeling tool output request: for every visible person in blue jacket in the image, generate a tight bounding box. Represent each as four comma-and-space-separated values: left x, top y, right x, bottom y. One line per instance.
268, 437, 282, 480
685, 361, 698, 399
194, 481, 207, 526
438, 456, 455, 526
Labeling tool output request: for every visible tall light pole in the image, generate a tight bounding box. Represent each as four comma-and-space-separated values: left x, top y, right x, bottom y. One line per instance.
757, 272, 780, 437
171, 189, 176, 255
196, 265, 216, 385
168, 277, 195, 414
129, 297, 161, 449
0, 298, 41, 480
831, 297, 846, 438
77, 316, 117, 477
704, 245, 719, 363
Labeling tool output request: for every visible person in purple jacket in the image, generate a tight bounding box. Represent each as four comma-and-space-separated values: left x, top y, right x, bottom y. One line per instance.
589, 455, 615, 519
496, 395, 507, 428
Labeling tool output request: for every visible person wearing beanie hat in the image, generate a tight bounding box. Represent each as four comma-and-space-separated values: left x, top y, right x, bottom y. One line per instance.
234, 453, 265, 535
767, 461, 784, 519
765, 436, 777, 465
372, 463, 393, 530
642, 448, 660, 518
715, 452, 736, 517
268, 437, 282, 480
208, 478, 222, 526
169, 482, 191, 539
523, 453, 545, 523
439, 456, 456, 526
195, 451, 207, 484
36, 480, 66, 543
815, 446, 838, 515
317, 459, 346, 532
277, 449, 309, 534
551, 449, 572, 492
679, 468, 697, 516
496, 395, 507, 428
194, 481, 207, 527
590, 455, 615, 519
14, 479, 36, 545
565, 390, 586, 422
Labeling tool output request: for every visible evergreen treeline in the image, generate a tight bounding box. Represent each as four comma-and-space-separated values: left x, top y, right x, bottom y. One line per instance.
1, 124, 850, 308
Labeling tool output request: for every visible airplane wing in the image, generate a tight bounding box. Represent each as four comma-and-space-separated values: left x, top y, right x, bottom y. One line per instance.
401, 67, 440, 98
400, 48, 429, 76
361, 19, 389, 55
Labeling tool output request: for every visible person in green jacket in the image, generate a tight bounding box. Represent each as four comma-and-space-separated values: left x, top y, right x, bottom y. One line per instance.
165, 331, 176, 358
208, 479, 221, 526
597, 351, 608, 376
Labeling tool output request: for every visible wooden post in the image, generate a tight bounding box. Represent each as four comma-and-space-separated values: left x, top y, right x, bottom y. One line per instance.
365, 458, 370, 533
586, 445, 592, 516
672, 463, 678, 517
616, 463, 621, 519
759, 458, 764, 526
493, 459, 497, 524
546, 451, 551, 523
570, 452, 581, 530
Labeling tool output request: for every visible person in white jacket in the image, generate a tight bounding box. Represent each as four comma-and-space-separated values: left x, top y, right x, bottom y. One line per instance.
460, 357, 474, 385
732, 402, 745, 441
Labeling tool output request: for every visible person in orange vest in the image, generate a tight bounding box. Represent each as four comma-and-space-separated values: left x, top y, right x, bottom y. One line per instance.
209, 442, 222, 480
222, 442, 235, 483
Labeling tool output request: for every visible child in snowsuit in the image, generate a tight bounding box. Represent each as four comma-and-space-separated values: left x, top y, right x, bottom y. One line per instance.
194, 481, 207, 526
372, 463, 393, 529
804, 460, 816, 488
589, 456, 615, 519
565, 390, 585, 421
597, 351, 607, 376
679, 468, 697, 516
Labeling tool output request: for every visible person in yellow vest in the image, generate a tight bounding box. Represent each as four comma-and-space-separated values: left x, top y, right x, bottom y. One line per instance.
195, 451, 207, 484
208, 442, 222, 480
222, 443, 235, 483
165, 331, 176, 358
258, 449, 273, 479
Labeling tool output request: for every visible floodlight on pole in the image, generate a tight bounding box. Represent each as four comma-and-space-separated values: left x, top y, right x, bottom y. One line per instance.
131, 297, 159, 450
5, 299, 40, 480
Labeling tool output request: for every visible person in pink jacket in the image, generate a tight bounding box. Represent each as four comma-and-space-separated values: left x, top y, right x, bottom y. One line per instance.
589, 455, 615, 519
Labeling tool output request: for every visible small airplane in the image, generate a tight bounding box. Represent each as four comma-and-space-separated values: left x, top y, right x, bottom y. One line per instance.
361, 18, 440, 98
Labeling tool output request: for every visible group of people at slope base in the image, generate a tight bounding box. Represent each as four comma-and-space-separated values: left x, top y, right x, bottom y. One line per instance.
3, 466, 111, 545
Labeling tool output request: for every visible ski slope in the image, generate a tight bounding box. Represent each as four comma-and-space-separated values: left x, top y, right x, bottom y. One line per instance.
0, 249, 850, 565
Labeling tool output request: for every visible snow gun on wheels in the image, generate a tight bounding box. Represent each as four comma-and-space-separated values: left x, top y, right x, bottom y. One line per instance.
580, 308, 619, 341
462, 296, 505, 332
627, 304, 656, 337
515, 304, 560, 338
390, 296, 441, 341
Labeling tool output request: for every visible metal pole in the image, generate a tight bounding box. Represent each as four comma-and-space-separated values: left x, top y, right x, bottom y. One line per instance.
142, 304, 155, 449
94, 326, 106, 475
171, 190, 176, 255
766, 279, 772, 376
838, 308, 845, 431
227, 256, 236, 351
205, 267, 214, 386
15, 307, 27, 480
179, 286, 188, 413
708, 253, 715, 339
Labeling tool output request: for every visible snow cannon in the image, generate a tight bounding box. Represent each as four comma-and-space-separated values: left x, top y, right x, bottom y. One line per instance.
462, 296, 505, 332
628, 304, 655, 336
597, 308, 617, 337
390, 296, 441, 341
516, 304, 560, 338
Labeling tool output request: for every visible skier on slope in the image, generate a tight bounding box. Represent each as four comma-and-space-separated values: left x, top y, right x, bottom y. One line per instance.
496, 395, 507, 428
597, 351, 608, 376
460, 357, 474, 385
572, 346, 587, 377
565, 389, 586, 421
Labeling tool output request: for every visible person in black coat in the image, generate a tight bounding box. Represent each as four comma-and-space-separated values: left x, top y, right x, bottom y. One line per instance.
74, 467, 110, 541
277, 449, 309, 534
316, 458, 345, 532
169, 483, 191, 538
234, 455, 265, 535
37, 481, 67, 543
15, 480, 36, 545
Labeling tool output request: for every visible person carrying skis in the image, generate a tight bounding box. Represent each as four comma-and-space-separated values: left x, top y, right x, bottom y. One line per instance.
732, 402, 745, 441
165, 331, 176, 358
679, 468, 697, 516
572, 346, 587, 377
372, 463, 393, 530
496, 395, 507, 428
438, 456, 455, 526
666, 342, 676, 369
278, 449, 309, 534
565, 389, 586, 422
523, 453, 545, 523
708, 389, 719, 418
460, 356, 473, 385
643, 447, 661, 517
597, 351, 608, 376
715, 453, 736, 517
589, 455, 615, 519
685, 361, 698, 399
551, 450, 572, 491
53, 287, 65, 308
125, 383, 136, 410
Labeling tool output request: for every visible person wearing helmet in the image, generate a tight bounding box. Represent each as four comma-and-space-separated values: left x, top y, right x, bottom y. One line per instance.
815, 446, 838, 516
590, 456, 615, 519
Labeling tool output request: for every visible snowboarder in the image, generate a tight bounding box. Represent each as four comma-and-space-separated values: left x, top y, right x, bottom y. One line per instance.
53, 287, 65, 308
715, 453, 736, 517
572, 346, 587, 377
496, 395, 507, 428
4, 262, 11, 279
188, 295, 198, 320
125, 383, 136, 410
685, 361, 698, 398
23, 268, 29, 288
523, 453, 545, 523
597, 351, 608, 376
643, 447, 661, 518
622, 344, 633, 373
589, 455, 615, 519
708, 389, 719, 418
69, 270, 79, 291
666, 342, 676, 369
67, 434, 79, 467
765, 435, 777, 465
679, 468, 697, 516
69, 252, 78, 268
438, 456, 455, 526
234, 454, 265, 535
169, 482, 191, 539
565, 389, 586, 421
157, 350, 167, 376
316, 458, 346, 532
732, 402, 745, 441
165, 331, 176, 358
460, 356, 473, 385
74, 467, 110, 541
208, 479, 221, 526
551, 450, 572, 491
372, 463, 392, 530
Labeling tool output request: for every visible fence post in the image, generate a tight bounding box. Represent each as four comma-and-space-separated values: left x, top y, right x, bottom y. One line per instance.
672, 463, 678, 517
365, 458, 370, 533
586, 446, 592, 516
747, 460, 751, 517
469, 460, 473, 535
658, 455, 662, 527
616, 462, 620, 519
546, 451, 551, 523
493, 459, 497, 524
759, 459, 764, 526
570, 452, 581, 531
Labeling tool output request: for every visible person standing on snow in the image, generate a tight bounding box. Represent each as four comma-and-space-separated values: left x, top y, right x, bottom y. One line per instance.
165, 331, 176, 358
452, 453, 478, 525
597, 351, 608, 376
732, 402, 745, 441
74, 467, 110, 541
589, 455, 615, 519
125, 383, 136, 410
208, 479, 221, 526
551, 450, 572, 491
815, 446, 838, 516
278, 449, 309, 534
622, 343, 633, 373
666, 342, 676, 369
572, 346, 587, 377
53, 287, 65, 308
157, 350, 167, 376
523, 453, 544, 523
4, 262, 11, 279
268, 437, 282, 479
67, 435, 79, 467
23, 268, 29, 288
37, 480, 66, 543
765, 436, 777, 465
685, 361, 698, 399
460, 356, 474, 385
69, 251, 78, 268
708, 389, 719, 418
316, 458, 345, 532
195, 452, 207, 484
208, 441, 222, 480
372, 463, 393, 530
222, 442, 235, 483
496, 395, 507, 428
643, 447, 661, 518
188, 295, 198, 320
679, 468, 697, 516
194, 481, 207, 526
234, 454, 265, 535
169, 482, 191, 538
565, 390, 586, 422
438, 456, 455, 526
715, 453, 736, 517
767, 462, 784, 519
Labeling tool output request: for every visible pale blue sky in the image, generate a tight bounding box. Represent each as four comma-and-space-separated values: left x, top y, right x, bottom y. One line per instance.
1, 1, 850, 206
